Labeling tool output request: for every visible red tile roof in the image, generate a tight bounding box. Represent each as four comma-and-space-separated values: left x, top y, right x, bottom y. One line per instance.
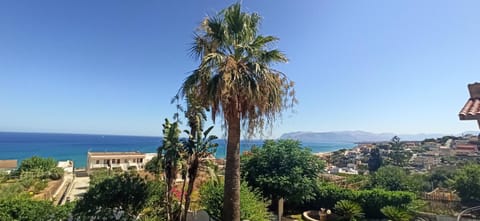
459, 83, 480, 121
459, 99, 480, 120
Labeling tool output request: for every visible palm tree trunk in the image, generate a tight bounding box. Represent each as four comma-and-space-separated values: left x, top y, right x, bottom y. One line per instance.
182, 156, 199, 221
222, 112, 241, 221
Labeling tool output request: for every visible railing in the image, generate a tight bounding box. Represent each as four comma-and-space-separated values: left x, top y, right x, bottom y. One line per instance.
457, 206, 480, 221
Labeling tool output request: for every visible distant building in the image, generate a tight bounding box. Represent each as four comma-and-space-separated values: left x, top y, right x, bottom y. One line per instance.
0, 160, 17, 174
454, 143, 478, 156
86, 152, 156, 173
57, 160, 74, 173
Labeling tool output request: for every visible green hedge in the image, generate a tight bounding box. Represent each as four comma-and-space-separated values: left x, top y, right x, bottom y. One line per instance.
286, 182, 416, 218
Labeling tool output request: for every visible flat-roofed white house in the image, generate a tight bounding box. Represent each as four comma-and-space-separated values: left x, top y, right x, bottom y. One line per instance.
86, 152, 156, 173
0, 160, 17, 174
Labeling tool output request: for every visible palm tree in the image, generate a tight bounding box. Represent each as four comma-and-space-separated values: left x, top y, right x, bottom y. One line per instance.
158, 119, 183, 221
334, 200, 364, 221
181, 95, 218, 221
181, 3, 295, 220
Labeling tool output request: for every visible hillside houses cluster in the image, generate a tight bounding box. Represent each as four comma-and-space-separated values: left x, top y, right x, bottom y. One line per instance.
323, 134, 480, 175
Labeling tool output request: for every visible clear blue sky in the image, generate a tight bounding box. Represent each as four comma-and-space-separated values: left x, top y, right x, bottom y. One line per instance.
1, 0, 480, 138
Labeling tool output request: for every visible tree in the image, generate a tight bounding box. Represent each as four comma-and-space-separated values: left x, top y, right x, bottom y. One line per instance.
370, 166, 416, 191
73, 173, 151, 219
157, 119, 184, 221
199, 181, 271, 221
242, 140, 324, 206
145, 156, 161, 175
367, 148, 382, 172
180, 96, 218, 221
181, 3, 295, 220
454, 164, 480, 203
18, 156, 57, 178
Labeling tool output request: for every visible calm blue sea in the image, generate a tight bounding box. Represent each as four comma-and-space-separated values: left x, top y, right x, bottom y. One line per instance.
0, 132, 355, 168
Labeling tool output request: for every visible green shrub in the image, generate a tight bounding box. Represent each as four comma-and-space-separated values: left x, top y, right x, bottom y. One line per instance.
334, 200, 364, 221
200, 181, 271, 221
49, 167, 64, 180
19, 177, 35, 189
33, 180, 48, 193
287, 182, 416, 219
381, 206, 412, 221
356, 188, 415, 218
18, 156, 56, 173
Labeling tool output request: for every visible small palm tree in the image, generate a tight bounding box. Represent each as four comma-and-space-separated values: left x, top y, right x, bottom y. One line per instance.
181, 3, 295, 220
381, 206, 412, 221
333, 200, 364, 221
158, 119, 184, 221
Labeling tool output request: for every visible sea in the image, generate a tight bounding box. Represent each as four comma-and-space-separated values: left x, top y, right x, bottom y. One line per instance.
0, 132, 356, 168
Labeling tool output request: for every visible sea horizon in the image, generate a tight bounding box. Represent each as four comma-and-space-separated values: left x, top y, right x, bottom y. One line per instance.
0, 132, 356, 168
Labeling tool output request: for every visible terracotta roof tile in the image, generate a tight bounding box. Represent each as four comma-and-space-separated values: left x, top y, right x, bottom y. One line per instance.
459, 98, 480, 120
459, 83, 480, 121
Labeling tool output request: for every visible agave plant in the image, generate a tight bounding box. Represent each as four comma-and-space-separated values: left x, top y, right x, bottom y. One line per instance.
333, 200, 364, 221
381, 206, 412, 221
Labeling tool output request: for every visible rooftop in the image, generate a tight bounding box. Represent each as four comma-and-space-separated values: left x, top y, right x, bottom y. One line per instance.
459, 83, 480, 129
88, 151, 145, 157
0, 160, 18, 169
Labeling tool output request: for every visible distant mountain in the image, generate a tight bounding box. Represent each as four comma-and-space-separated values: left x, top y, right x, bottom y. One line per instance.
279, 131, 448, 143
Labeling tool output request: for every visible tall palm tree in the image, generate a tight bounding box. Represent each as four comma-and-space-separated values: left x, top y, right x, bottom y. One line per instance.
181, 3, 295, 220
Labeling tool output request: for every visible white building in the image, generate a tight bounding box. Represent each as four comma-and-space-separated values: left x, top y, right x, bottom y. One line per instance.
86, 152, 156, 173
57, 160, 74, 173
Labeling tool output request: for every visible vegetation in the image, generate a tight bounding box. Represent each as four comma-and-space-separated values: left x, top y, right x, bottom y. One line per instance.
18, 156, 56, 173
180, 96, 218, 221
242, 139, 324, 206
289, 182, 416, 219
0, 196, 73, 221
333, 200, 364, 221
157, 119, 183, 221
199, 181, 271, 221
367, 147, 382, 172
381, 206, 412, 221
369, 165, 422, 191
74, 172, 153, 219
144, 156, 161, 175
181, 2, 295, 220
453, 164, 480, 204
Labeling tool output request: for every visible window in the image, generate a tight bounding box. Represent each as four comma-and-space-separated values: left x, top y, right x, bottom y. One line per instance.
124, 159, 128, 163
139, 158, 143, 163
117, 159, 120, 164
133, 159, 136, 163
96, 160, 100, 164
112, 159, 116, 164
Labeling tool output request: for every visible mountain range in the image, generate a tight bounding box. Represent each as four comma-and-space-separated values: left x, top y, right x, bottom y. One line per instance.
279, 131, 464, 143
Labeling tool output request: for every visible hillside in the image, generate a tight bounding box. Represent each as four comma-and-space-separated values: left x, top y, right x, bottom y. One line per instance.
280, 131, 446, 143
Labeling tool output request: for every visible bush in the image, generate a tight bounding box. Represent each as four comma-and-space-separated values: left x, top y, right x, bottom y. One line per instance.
73, 173, 151, 219
19, 177, 35, 189
33, 180, 48, 193
18, 156, 56, 173
49, 167, 64, 180
381, 206, 412, 221
200, 181, 271, 221
287, 182, 416, 218
356, 189, 415, 218
0, 196, 71, 220
334, 200, 364, 221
